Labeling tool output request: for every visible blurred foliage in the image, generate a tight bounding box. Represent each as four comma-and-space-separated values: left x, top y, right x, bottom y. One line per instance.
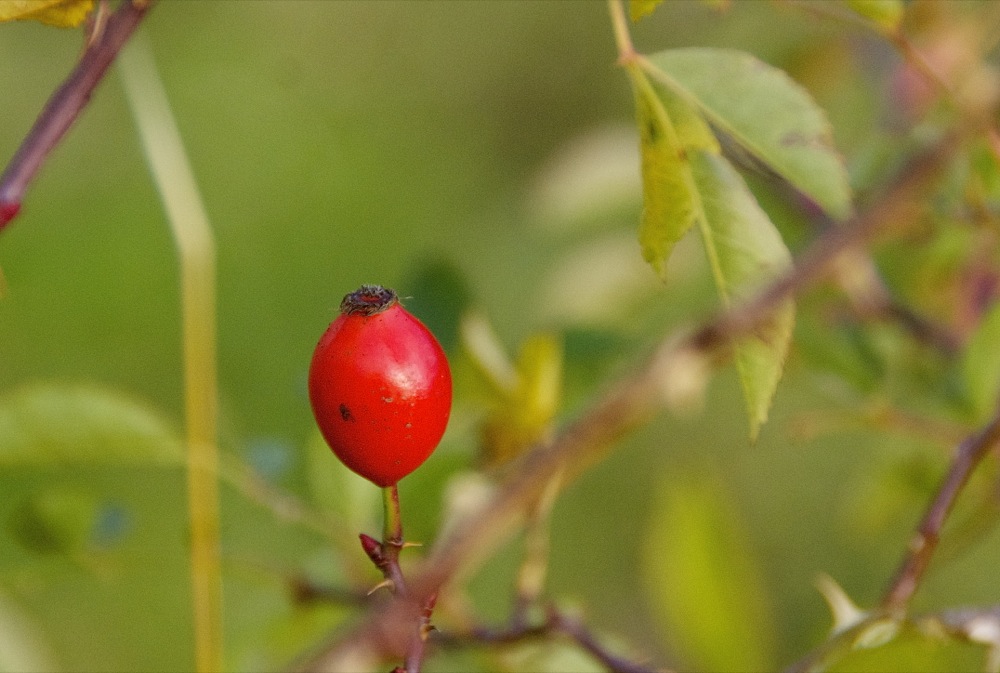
2, 1, 1000, 672
0, 0, 94, 28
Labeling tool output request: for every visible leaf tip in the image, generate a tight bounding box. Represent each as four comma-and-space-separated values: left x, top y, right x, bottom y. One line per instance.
629, 0, 663, 22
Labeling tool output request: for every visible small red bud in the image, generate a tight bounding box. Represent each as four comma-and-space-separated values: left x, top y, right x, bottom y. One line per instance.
359, 533, 384, 565
0, 201, 20, 230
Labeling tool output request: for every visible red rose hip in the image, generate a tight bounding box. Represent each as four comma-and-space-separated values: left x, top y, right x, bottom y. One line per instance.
308, 285, 452, 487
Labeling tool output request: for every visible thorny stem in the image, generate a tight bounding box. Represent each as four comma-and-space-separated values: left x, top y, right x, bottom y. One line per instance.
383, 484, 404, 548
366, 484, 432, 673
880, 406, 1000, 614
0, 0, 154, 231
380, 484, 409, 597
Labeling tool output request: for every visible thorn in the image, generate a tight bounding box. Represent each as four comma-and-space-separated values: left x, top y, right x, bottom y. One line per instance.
815, 572, 867, 634
367, 579, 394, 596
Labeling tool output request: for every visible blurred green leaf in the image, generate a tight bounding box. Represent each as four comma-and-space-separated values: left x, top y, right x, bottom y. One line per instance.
304, 430, 379, 535
845, 0, 904, 33
690, 151, 795, 441
796, 315, 885, 396
401, 258, 473, 354
644, 48, 853, 220
828, 625, 985, 673
0, 0, 93, 27
643, 474, 776, 672
627, 66, 698, 279
0, 592, 57, 673
962, 302, 1000, 423
232, 602, 349, 673
7, 487, 100, 556
967, 138, 1000, 207
0, 384, 183, 466
500, 639, 605, 673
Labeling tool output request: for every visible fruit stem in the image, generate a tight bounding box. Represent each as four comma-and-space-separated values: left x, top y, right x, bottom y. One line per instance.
382, 483, 404, 546
379, 484, 434, 672
381, 484, 409, 596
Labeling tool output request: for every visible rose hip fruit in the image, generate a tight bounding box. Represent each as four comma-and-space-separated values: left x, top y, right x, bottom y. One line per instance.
308, 285, 452, 487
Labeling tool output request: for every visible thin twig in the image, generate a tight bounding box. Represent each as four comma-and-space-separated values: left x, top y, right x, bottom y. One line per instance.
880, 406, 1000, 615
436, 604, 665, 673
0, 0, 154, 230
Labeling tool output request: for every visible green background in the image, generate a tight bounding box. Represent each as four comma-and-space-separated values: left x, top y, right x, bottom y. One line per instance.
1, 2, 998, 671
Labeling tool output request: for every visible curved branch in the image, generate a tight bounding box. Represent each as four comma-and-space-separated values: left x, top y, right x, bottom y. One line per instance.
880, 407, 1000, 615
0, 0, 154, 231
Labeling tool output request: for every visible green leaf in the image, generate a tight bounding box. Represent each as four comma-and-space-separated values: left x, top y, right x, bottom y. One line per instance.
0, 0, 93, 27
690, 151, 795, 440
961, 302, 1000, 423
643, 474, 775, 672
643, 48, 853, 220
627, 67, 699, 278
0, 383, 183, 466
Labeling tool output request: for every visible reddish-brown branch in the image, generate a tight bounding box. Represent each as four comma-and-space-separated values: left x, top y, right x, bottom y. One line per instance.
436, 605, 665, 673
0, 0, 154, 231
880, 407, 1000, 614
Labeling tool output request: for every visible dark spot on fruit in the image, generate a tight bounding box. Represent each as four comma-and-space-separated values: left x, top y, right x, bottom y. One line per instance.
339, 404, 355, 422
645, 118, 659, 143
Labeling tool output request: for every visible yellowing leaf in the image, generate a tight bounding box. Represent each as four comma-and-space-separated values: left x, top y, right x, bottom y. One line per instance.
689, 150, 795, 441
628, 66, 698, 279
845, 0, 904, 33
654, 76, 720, 154
0, 0, 94, 27
629, 0, 662, 22
482, 332, 564, 465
